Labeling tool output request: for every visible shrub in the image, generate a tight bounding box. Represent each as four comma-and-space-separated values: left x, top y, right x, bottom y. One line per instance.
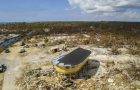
111, 45, 121, 55
128, 46, 140, 56
44, 37, 49, 43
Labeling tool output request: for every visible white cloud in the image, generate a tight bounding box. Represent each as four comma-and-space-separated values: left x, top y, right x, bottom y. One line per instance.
68, 0, 140, 18
122, 11, 140, 18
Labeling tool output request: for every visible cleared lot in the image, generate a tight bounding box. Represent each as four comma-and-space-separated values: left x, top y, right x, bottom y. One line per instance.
0, 38, 140, 90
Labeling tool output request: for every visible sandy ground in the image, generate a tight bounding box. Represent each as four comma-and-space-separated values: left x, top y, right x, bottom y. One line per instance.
0, 43, 63, 90
0, 42, 140, 90
0, 73, 4, 90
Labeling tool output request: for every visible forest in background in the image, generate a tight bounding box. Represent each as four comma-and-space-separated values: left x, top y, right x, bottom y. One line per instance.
0, 22, 140, 36
0, 22, 140, 52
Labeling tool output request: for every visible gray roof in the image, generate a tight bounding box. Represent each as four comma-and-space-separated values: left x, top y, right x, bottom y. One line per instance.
53, 48, 91, 67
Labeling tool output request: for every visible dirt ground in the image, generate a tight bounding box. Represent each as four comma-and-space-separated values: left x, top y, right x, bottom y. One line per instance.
0, 42, 65, 90
0, 73, 4, 90
0, 36, 140, 90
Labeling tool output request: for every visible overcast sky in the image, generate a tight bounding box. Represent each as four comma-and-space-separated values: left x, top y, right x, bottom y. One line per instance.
0, 0, 140, 22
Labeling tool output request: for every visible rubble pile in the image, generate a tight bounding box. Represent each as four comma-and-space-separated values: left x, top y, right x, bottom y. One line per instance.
47, 39, 65, 46
16, 69, 68, 90
66, 35, 91, 46
15, 61, 95, 90
4, 48, 10, 53
19, 48, 26, 53
46, 34, 91, 47
13, 42, 140, 90
48, 47, 60, 54
94, 59, 140, 90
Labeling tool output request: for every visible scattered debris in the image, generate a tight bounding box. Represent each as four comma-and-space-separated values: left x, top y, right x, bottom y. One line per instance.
41, 67, 54, 76
38, 43, 45, 48
131, 80, 140, 89
23, 45, 29, 48
62, 45, 68, 51
49, 47, 60, 54
108, 78, 114, 83
110, 45, 121, 55
128, 46, 140, 56
33, 44, 38, 47
4, 48, 10, 53
19, 48, 26, 53
0, 33, 139, 90
20, 41, 25, 46
0, 64, 7, 73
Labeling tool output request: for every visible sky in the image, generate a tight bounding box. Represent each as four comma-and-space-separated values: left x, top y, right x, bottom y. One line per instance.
0, 0, 140, 22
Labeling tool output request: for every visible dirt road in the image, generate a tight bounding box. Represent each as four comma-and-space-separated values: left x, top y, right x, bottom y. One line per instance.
0, 56, 21, 90
0, 46, 53, 90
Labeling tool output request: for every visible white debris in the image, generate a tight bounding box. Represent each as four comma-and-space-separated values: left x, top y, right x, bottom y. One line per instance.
108, 78, 114, 83
19, 48, 26, 53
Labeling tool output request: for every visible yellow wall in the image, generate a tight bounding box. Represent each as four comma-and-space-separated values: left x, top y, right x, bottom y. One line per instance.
54, 59, 88, 74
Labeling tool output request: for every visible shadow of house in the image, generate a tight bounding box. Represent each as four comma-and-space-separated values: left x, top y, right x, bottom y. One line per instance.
87, 59, 100, 76
71, 59, 100, 79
